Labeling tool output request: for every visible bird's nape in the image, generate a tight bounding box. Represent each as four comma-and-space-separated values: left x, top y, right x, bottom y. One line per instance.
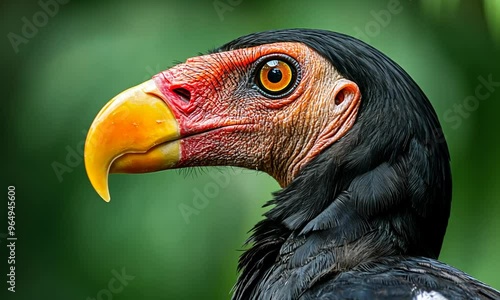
84, 29, 499, 299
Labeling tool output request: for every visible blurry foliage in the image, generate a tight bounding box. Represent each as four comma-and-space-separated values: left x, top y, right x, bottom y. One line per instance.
0, 0, 499, 299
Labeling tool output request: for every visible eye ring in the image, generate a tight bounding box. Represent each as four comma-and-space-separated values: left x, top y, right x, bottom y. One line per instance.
254, 54, 301, 99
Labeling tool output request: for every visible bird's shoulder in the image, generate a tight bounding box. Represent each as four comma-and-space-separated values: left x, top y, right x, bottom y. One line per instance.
299, 256, 500, 300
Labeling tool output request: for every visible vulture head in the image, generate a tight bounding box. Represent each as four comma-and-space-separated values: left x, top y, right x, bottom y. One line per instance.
85, 29, 453, 299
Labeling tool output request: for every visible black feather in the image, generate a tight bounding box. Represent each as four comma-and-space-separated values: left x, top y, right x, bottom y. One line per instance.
214, 29, 497, 299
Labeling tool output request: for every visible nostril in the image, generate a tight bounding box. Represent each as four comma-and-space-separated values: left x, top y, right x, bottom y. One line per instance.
172, 88, 191, 103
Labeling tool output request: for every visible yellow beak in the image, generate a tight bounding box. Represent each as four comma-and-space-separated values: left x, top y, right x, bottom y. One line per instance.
84, 80, 180, 202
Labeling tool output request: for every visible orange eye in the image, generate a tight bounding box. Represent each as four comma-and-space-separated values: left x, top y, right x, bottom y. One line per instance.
256, 57, 298, 97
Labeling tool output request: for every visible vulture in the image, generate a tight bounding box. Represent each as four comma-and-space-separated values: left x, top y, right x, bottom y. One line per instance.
84, 29, 500, 299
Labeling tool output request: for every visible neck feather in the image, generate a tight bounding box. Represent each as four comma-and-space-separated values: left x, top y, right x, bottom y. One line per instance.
233, 130, 451, 299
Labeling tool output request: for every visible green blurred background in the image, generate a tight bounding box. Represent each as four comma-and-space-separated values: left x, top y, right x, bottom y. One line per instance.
1, 0, 499, 299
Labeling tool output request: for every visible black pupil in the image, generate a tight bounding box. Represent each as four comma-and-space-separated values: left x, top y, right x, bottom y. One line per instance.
267, 68, 283, 83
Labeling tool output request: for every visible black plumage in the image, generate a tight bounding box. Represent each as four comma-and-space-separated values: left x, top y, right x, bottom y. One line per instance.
216, 29, 499, 299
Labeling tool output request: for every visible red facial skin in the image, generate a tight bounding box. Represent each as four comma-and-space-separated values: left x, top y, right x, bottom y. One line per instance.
153, 42, 361, 187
